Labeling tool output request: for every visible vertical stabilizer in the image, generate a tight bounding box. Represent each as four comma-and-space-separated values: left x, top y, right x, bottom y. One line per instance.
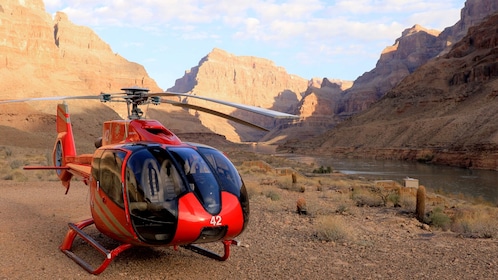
53, 103, 77, 188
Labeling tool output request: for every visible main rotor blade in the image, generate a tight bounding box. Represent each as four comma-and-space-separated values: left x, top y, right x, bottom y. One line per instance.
162, 100, 269, 131
0, 95, 102, 104
152, 92, 300, 119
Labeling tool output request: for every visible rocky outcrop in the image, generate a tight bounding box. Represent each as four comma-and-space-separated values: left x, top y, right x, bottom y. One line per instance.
0, 0, 175, 150
284, 0, 498, 144
340, 25, 443, 118
439, 0, 498, 49
0, 0, 160, 98
260, 78, 353, 144
284, 11, 498, 170
168, 48, 309, 141
342, 0, 498, 115
298, 78, 353, 118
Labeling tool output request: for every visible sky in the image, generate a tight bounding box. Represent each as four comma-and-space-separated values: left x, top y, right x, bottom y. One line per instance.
44, 0, 466, 90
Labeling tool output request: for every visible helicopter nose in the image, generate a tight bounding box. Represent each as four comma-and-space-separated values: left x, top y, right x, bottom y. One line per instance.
171, 192, 245, 245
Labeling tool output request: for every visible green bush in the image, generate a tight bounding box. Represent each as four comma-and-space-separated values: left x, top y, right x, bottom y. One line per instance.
265, 191, 280, 201
312, 166, 332, 174
427, 207, 451, 230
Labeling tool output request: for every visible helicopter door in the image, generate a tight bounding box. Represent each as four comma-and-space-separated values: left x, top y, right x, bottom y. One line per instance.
125, 146, 185, 244
89, 149, 136, 242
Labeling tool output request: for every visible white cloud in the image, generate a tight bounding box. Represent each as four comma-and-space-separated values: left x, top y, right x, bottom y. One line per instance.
44, 0, 466, 87
47, 0, 462, 43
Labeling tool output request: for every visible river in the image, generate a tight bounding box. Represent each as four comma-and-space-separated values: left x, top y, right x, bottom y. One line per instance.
248, 143, 498, 204
280, 154, 498, 204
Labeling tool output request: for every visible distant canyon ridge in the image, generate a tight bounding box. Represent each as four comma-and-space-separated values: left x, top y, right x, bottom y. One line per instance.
1, 0, 498, 170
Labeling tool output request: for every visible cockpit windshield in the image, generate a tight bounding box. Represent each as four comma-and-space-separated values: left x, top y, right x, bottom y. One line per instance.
126, 146, 186, 204
168, 147, 221, 215
197, 147, 243, 194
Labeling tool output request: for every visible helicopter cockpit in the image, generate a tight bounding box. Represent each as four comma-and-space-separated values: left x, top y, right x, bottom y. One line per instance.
120, 144, 247, 244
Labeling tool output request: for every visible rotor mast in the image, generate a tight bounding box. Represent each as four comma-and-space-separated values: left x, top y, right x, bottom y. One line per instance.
122, 87, 150, 120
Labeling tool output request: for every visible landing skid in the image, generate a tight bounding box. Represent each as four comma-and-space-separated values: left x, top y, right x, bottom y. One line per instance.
59, 218, 239, 274
182, 239, 240, 261
59, 218, 133, 275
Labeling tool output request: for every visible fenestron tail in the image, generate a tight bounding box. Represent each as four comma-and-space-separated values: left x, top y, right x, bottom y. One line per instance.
24, 103, 92, 191
53, 102, 77, 188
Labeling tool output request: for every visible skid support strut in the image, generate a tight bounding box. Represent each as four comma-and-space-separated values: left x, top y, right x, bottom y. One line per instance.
59, 218, 133, 275
182, 240, 239, 261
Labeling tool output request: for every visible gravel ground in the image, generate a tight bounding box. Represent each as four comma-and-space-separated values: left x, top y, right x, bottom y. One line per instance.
1, 178, 498, 280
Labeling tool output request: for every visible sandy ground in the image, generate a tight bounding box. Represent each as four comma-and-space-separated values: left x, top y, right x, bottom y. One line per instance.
1, 177, 498, 280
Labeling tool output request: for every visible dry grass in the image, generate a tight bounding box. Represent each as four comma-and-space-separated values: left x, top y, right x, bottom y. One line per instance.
450, 205, 498, 238
314, 215, 354, 242
0, 146, 60, 181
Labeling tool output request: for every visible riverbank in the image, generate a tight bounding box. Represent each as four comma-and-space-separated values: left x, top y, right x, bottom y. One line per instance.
279, 140, 498, 171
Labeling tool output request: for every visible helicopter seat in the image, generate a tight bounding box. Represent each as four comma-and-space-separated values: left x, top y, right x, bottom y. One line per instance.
129, 202, 147, 212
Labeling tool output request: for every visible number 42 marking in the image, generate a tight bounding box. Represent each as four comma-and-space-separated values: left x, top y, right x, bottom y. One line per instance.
210, 215, 222, 226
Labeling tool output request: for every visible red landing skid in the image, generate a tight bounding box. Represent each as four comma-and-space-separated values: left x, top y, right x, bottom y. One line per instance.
59, 218, 133, 275
59, 218, 239, 275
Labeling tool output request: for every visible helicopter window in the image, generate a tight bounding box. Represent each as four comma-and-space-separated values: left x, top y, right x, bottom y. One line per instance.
168, 147, 221, 214
91, 149, 104, 180
126, 147, 185, 204
197, 147, 243, 196
99, 150, 126, 208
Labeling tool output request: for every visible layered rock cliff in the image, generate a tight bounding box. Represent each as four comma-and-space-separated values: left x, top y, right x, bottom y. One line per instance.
0, 0, 160, 96
168, 48, 309, 142
340, 25, 441, 116
0, 0, 196, 150
340, 0, 498, 118
275, 0, 494, 140
285, 11, 498, 170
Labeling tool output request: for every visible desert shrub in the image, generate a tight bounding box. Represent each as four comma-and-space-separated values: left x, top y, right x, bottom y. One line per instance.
264, 190, 280, 201
351, 187, 384, 207
314, 215, 352, 242
312, 166, 332, 174
0, 146, 12, 159
369, 186, 401, 207
11, 170, 28, 182
351, 185, 402, 207
302, 196, 333, 217
451, 206, 497, 238
244, 182, 263, 199
9, 159, 25, 170
387, 192, 401, 207
426, 207, 451, 230
329, 179, 353, 190
275, 176, 303, 193
399, 195, 416, 211
335, 203, 350, 214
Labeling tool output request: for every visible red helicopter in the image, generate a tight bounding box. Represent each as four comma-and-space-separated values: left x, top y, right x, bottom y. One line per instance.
0, 87, 298, 274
